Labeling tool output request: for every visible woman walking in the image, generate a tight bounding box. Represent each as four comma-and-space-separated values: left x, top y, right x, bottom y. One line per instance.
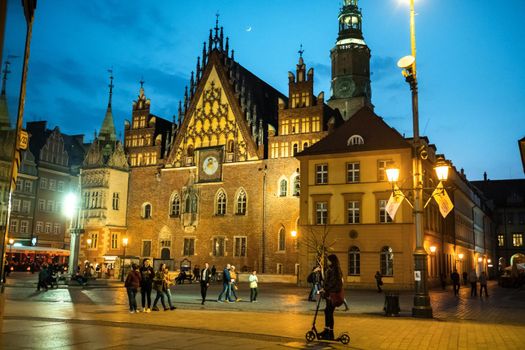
125, 263, 141, 313
140, 259, 154, 312
163, 265, 176, 310
249, 270, 258, 302
320, 254, 343, 341
230, 265, 241, 301
152, 264, 168, 311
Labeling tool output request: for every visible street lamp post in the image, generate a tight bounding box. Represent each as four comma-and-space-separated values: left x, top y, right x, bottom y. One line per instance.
120, 237, 128, 282
64, 192, 82, 278
8, 238, 14, 259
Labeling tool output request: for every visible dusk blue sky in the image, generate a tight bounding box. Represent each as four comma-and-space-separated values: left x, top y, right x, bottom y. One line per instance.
4, 0, 525, 180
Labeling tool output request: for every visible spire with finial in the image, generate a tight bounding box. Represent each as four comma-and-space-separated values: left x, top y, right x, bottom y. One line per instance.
1, 59, 11, 96
0, 58, 14, 130
196, 57, 201, 81
178, 100, 183, 126
190, 71, 195, 98
184, 86, 189, 112
214, 12, 220, 42
107, 68, 114, 108
225, 37, 229, 57
231, 49, 235, 61
99, 69, 117, 142
298, 44, 304, 59
202, 42, 207, 66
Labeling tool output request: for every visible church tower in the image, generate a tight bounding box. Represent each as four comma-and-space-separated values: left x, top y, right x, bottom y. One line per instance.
328, 0, 372, 120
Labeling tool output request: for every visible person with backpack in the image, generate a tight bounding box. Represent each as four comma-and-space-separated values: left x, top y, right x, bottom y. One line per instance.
319, 254, 344, 341
152, 264, 168, 311
124, 263, 141, 313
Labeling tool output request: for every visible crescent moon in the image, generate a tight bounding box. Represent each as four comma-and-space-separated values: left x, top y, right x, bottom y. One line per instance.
246, 26, 252, 32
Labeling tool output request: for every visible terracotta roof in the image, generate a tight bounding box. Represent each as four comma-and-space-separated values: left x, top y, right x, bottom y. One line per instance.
297, 106, 410, 157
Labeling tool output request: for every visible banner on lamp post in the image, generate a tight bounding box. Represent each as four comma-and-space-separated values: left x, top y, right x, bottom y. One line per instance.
386, 185, 404, 220
432, 182, 454, 218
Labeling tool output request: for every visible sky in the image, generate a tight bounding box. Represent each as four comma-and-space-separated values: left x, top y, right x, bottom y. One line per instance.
3, 0, 525, 180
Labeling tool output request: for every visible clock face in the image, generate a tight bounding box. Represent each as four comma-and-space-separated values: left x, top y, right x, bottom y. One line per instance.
336, 78, 355, 98
203, 156, 219, 175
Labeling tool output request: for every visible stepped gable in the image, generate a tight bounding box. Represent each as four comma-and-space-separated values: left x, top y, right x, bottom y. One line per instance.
297, 106, 410, 157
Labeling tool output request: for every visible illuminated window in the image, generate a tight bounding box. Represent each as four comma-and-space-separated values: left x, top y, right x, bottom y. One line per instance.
378, 160, 390, 181
347, 201, 360, 224
513, 233, 523, 247
312, 117, 320, 132
316, 202, 328, 225
281, 120, 289, 135
315, 164, 328, 184
379, 200, 393, 223
111, 233, 119, 249
380, 246, 394, 276
271, 143, 279, 159
346, 162, 360, 183
216, 190, 227, 215
302, 118, 310, 133
281, 143, 289, 158
291, 119, 299, 134
213, 237, 225, 257
498, 234, 504, 247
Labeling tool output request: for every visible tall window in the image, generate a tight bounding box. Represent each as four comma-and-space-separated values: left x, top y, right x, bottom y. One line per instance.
49, 179, 56, 191
281, 120, 289, 135
57, 181, 64, 192
271, 143, 279, 159
170, 194, 181, 217
234, 236, 247, 257
279, 179, 288, 197
293, 175, 300, 196
142, 203, 152, 219
346, 162, 360, 183
44, 222, 51, 233
278, 228, 286, 251
38, 199, 45, 211
348, 246, 360, 275
20, 221, 29, 234
90, 233, 98, 248
291, 119, 299, 134
40, 178, 47, 189
184, 238, 195, 256
315, 164, 328, 184
498, 234, 504, 247
12, 199, 20, 212
380, 246, 394, 276
10, 219, 18, 233
22, 200, 30, 214
293, 143, 299, 155
378, 160, 389, 181
302, 118, 310, 133
379, 200, 393, 223
312, 117, 320, 132
36, 222, 43, 233
112, 192, 120, 210
142, 240, 152, 257
53, 224, 60, 234
46, 200, 54, 212
216, 190, 227, 215
316, 202, 328, 225
24, 180, 32, 193
347, 201, 360, 224
513, 233, 523, 247
281, 143, 289, 158
111, 233, 118, 249
236, 189, 247, 215
213, 237, 225, 257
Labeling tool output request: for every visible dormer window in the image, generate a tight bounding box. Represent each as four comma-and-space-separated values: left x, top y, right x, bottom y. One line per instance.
347, 135, 364, 146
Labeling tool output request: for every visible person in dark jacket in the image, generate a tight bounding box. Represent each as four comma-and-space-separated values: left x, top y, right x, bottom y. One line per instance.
140, 259, 154, 312
200, 262, 211, 305
152, 263, 168, 311
308, 266, 322, 301
451, 269, 460, 296
217, 263, 234, 302
375, 271, 383, 293
320, 254, 343, 341
125, 263, 141, 313
37, 264, 49, 291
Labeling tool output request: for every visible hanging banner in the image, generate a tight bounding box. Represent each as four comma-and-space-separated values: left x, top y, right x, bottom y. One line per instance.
432, 182, 454, 218
386, 185, 405, 220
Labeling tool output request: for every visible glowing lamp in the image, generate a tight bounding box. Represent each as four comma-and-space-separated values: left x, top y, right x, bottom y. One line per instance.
386, 167, 400, 183
122, 237, 129, 247
478, 257, 483, 263
8, 238, 14, 245
291, 230, 297, 238
434, 157, 449, 182
458, 253, 464, 260
429, 246, 437, 254
63, 192, 78, 218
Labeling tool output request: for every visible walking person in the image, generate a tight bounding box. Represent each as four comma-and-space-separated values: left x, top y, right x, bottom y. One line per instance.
469, 269, 478, 297
163, 265, 176, 310
152, 263, 168, 311
451, 269, 460, 296
37, 264, 49, 291
319, 254, 343, 341
140, 259, 154, 312
200, 262, 211, 305
375, 271, 383, 293
125, 263, 141, 313
211, 265, 217, 283
479, 271, 489, 297
462, 271, 468, 286
217, 264, 234, 302
249, 270, 258, 302
230, 265, 241, 301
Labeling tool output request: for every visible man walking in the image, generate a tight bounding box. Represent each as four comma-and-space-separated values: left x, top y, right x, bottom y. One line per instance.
451, 269, 460, 296
479, 271, 489, 297
469, 269, 478, 297
200, 262, 211, 305
140, 259, 154, 312
217, 264, 233, 302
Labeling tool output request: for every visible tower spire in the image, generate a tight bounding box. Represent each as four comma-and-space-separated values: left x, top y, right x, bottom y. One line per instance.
1, 58, 12, 96
107, 68, 114, 108
298, 44, 304, 59
99, 69, 117, 142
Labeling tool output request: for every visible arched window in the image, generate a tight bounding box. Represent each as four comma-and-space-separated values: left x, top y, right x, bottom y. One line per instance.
236, 189, 247, 215
279, 179, 288, 197
293, 143, 299, 156
348, 246, 360, 276
227, 140, 234, 153
380, 246, 394, 276
347, 135, 364, 146
303, 141, 309, 150
170, 194, 180, 217
292, 175, 300, 196
216, 190, 227, 215
278, 227, 286, 251
142, 203, 152, 219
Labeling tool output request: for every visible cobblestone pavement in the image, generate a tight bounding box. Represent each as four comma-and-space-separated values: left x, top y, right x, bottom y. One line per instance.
2, 273, 525, 349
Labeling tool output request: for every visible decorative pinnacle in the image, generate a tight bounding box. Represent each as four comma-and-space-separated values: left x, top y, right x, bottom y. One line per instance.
1, 55, 17, 96
107, 68, 114, 107
298, 44, 304, 58
139, 76, 145, 89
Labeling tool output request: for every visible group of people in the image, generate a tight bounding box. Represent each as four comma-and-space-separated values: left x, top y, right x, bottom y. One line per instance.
217, 264, 259, 303
451, 269, 489, 297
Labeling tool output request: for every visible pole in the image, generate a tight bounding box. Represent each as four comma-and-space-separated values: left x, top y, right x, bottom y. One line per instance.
120, 244, 126, 282
261, 165, 267, 273
408, 0, 432, 318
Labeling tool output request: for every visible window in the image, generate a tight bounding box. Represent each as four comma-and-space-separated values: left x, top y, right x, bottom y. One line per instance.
40, 178, 47, 189
16, 178, 23, 191
46, 200, 54, 212
507, 213, 514, 224
379, 200, 393, 223
112, 193, 120, 210
348, 246, 360, 275
57, 181, 64, 192
38, 199, 45, 211
293, 175, 300, 196
234, 236, 247, 257
170, 194, 181, 217
293, 143, 299, 155
20, 220, 28, 233
315, 164, 328, 184
378, 160, 390, 181
346, 162, 360, 183
53, 224, 60, 235
12, 199, 21, 212
10, 219, 19, 233
498, 234, 504, 247
302, 118, 310, 133
184, 238, 195, 256
380, 246, 394, 276
89, 233, 98, 248
111, 233, 119, 249
236, 189, 247, 215
271, 143, 279, 159
347, 135, 364, 146
347, 201, 360, 224
279, 179, 288, 197
24, 180, 32, 193
312, 117, 320, 132
276, 263, 283, 274
519, 212, 525, 225
36, 222, 43, 233
316, 202, 328, 225
49, 179, 56, 191
281, 143, 289, 158
142, 240, 152, 257
216, 190, 227, 215
45, 223, 51, 233
278, 228, 286, 251
22, 200, 31, 214
291, 119, 299, 134
213, 237, 225, 257
513, 233, 523, 247
281, 120, 289, 135
142, 203, 152, 219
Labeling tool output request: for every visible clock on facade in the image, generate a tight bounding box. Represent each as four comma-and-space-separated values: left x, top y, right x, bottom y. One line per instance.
335, 77, 355, 98
203, 155, 219, 175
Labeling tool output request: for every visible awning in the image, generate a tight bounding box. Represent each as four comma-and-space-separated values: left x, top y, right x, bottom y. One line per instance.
10, 245, 70, 256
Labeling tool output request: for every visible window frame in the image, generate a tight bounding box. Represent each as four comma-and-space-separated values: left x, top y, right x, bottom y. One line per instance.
234, 236, 247, 257
315, 164, 328, 185
212, 236, 225, 257
380, 246, 394, 277
315, 201, 328, 225
346, 161, 360, 183
347, 200, 360, 224
348, 246, 361, 276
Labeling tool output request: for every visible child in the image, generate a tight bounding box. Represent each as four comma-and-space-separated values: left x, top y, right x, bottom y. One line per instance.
249, 270, 258, 302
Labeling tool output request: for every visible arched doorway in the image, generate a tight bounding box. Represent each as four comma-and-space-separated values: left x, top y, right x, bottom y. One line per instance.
161, 248, 171, 259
